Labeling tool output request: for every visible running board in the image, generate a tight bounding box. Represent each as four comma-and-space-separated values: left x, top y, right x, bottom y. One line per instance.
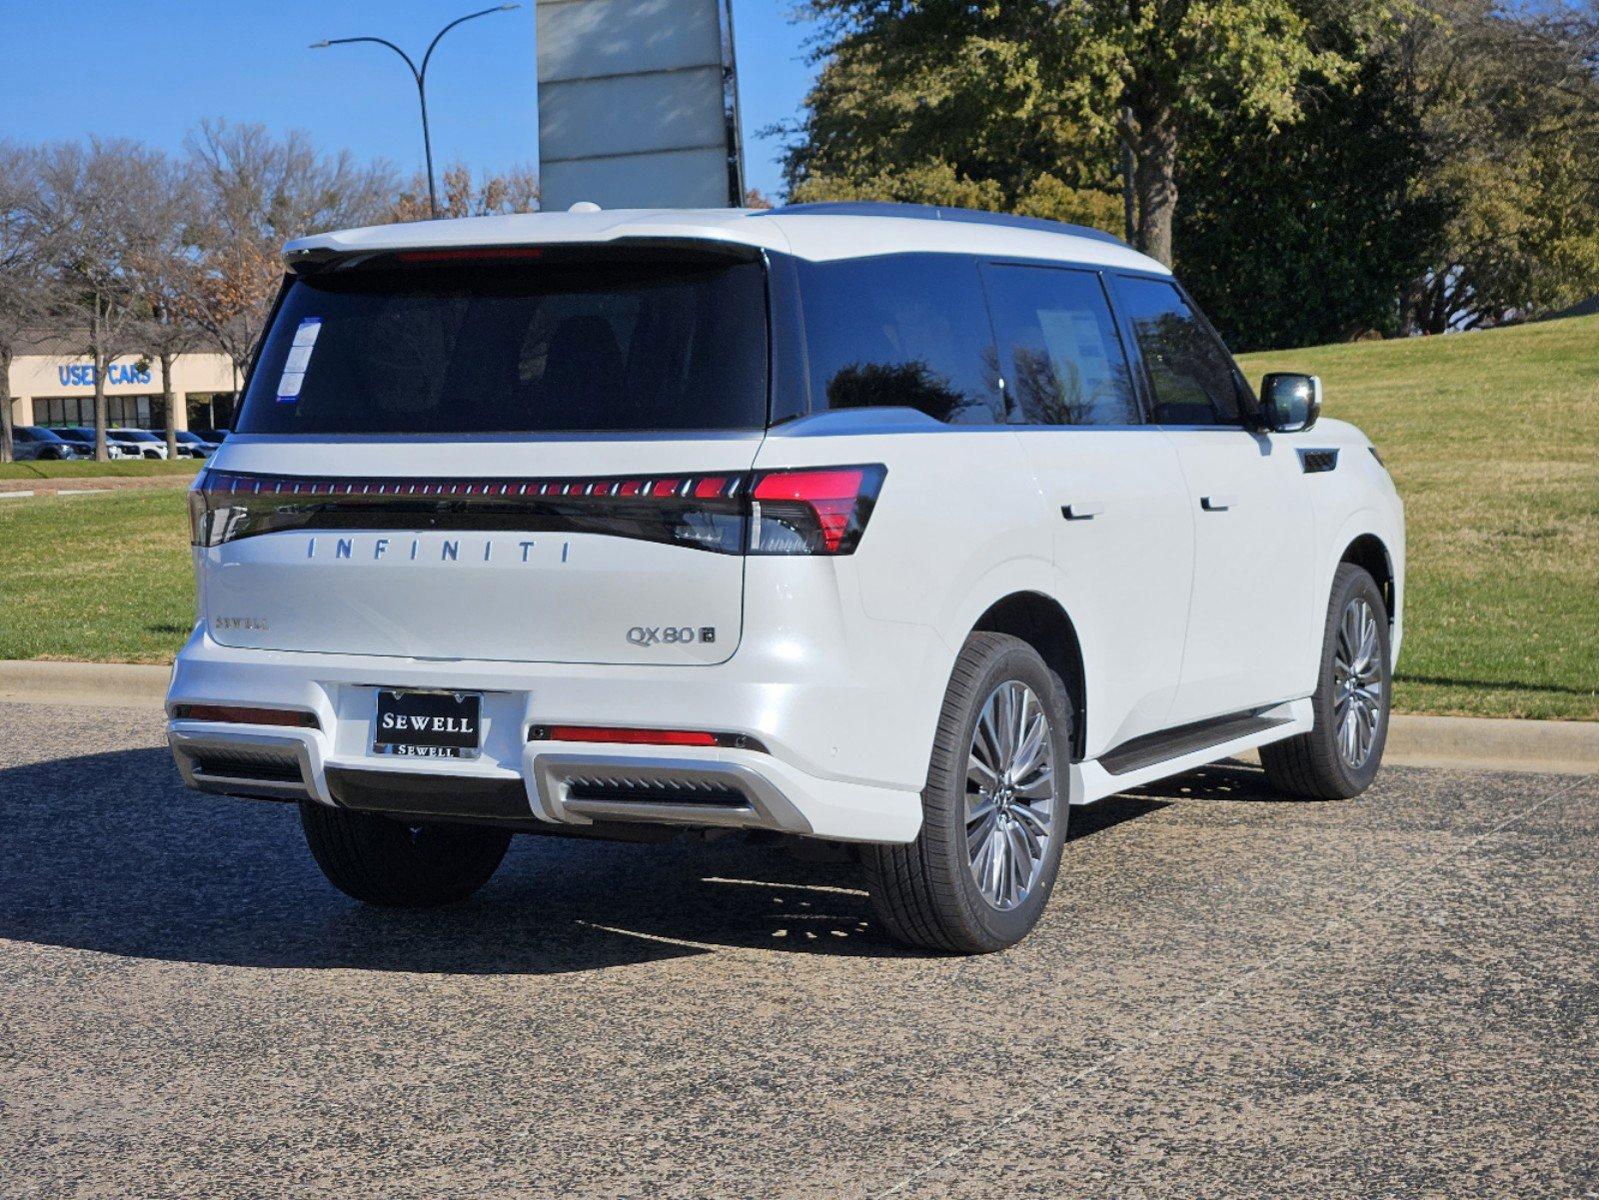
1069, 699, 1314, 805
1100, 711, 1291, 776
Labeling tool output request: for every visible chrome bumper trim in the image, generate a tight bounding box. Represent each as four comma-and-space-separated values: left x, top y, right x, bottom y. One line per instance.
528, 751, 814, 835
168, 727, 315, 801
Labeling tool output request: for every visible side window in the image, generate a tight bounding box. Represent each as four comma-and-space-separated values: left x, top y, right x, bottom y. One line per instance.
797, 254, 1002, 424
983, 264, 1140, 426
1115, 276, 1246, 426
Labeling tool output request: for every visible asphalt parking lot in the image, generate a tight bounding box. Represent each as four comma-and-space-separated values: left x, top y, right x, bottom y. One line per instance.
1, 701, 1594, 1199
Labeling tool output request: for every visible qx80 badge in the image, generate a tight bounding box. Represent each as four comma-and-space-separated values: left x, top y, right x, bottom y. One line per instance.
628, 626, 716, 647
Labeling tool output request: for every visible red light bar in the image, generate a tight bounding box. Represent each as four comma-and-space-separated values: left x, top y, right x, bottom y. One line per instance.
544, 725, 719, 747
172, 704, 319, 728
530, 725, 767, 752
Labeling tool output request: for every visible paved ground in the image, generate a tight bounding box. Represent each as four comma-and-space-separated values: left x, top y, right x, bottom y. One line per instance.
1, 702, 1594, 1200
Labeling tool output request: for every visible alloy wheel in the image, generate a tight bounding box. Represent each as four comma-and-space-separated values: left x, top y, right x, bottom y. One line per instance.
965, 680, 1059, 911
1333, 595, 1384, 769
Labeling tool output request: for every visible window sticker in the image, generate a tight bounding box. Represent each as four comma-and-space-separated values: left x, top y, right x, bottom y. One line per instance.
277, 317, 322, 402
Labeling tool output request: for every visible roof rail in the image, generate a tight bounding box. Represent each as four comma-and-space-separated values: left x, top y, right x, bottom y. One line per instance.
757, 201, 1129, 248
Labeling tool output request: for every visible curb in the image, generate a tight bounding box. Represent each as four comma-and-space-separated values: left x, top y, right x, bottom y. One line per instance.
0, 660, 1594, 775
1381, 714, 1599, 776
0, 660, 172, 708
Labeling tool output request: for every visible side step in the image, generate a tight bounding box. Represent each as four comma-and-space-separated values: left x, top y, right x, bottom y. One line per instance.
1100, 711, 1293, 776
1071, 699, 1314, 806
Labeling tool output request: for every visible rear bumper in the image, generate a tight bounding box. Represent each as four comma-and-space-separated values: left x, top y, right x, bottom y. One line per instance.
165, 631, 932, 844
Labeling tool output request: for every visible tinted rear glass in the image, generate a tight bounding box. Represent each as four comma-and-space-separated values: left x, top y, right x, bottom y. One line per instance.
797, 254, 1002, 424
237, 258, 769, 435
984, 264, 1141, 426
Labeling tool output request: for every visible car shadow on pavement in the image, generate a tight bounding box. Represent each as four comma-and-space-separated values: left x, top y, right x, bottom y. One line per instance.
0, 748, 1177, 975
1124, 759, 1293, 804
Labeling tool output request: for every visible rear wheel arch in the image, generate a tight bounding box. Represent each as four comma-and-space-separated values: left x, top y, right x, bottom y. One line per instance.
971, 591, 1087, 762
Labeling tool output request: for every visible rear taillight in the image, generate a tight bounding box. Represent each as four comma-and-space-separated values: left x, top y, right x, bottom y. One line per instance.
187, 471, 208, 545
171, 703, 320, 728
530, 725, 764, 750
750, 465, 886, 555
189, 464, 885, 556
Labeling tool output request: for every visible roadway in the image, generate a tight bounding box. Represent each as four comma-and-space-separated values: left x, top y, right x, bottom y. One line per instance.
1, 700, 1593, 1198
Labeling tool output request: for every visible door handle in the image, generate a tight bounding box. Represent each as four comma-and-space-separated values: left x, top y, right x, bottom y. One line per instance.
1061, 502, 1104, 520
1201, 494, 1237, 512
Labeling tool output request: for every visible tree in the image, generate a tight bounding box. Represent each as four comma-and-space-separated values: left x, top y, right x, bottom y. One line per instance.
389, 161, 539, 222
1398, 0, 1599, 331
1161, 0, 1599, 346
185, 120, 398, 382
782, 6, 1123, 231
32, 140, 178, 461
1176, 39, 1446, 348
0, 143, 55, 464
127, 161, 207, 458
785, 0, 1354, 263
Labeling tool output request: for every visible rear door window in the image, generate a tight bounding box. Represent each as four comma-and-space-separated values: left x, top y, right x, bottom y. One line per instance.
1114, 276, 1248, 425
983, 264, 1141, 426
796, 254, 1002, 424
236, 256, 769, 435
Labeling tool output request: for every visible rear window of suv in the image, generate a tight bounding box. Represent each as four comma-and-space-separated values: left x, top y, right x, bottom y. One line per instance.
236, 257, 769, 435
796, 254, 1003, 425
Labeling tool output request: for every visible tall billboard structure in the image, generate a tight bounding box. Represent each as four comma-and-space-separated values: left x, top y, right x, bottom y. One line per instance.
536, 0, 746, 210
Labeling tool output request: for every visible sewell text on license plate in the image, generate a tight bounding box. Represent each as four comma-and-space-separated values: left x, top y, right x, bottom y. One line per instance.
373, 689, 483, 759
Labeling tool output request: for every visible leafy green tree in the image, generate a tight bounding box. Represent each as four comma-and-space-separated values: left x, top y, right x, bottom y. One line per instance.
1398, 0, 1599, 330
785, 0, 1353, 263
782, 5, 1122, 231
1176, 45, 1446, 348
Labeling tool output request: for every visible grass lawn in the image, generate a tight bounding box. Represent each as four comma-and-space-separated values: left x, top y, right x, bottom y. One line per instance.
1239, 314, 1599, 720
0, 490, 194, 663
1, 315, 1595, 719
0, 458, 200, 482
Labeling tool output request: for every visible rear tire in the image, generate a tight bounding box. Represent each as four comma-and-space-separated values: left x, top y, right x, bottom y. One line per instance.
863, 633, 1072, 954
1261, 563, 1392, 799
299, 802, 511, 907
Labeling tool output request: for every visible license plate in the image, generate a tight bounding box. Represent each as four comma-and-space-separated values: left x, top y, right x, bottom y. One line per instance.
373, 690, 483, 759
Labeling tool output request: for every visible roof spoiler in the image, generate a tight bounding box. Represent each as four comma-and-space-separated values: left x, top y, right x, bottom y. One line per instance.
282, 235, 765, 275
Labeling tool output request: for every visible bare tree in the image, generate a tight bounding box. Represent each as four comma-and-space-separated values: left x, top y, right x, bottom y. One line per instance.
185, 120, 399, 383
388, 161, 539, 223
0, 142, 55, 464
33, 140, 182, 461
127, 161, 207, 458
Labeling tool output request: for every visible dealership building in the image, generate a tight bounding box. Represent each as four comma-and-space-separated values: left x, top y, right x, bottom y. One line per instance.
7, 330, 239, 433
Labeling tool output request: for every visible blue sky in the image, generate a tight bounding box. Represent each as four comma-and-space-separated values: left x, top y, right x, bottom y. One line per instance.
0, 1, 819, 201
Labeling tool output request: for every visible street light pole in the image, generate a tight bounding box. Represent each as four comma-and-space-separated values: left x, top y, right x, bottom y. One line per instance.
311, 4, 520, 219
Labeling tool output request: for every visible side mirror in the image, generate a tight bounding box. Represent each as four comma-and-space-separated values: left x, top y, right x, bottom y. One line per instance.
1259, 372, 1322, 433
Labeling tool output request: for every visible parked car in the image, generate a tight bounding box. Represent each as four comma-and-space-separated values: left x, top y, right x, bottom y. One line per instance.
173, 430, 223, 458
52, 431, 98, 457
58, 427, 141, 460
166, 202, 1405, 953
110, 428, 170, 459
10, 426, 85, 461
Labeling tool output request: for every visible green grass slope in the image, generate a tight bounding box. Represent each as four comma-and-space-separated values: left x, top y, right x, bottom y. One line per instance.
1240, 314, 1599, 719
0, 491, 194, 663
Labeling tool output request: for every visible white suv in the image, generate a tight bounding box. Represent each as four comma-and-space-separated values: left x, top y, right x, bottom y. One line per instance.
166, 203, 1404, 952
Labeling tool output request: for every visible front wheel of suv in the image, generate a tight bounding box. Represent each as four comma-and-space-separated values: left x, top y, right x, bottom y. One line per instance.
1261, 563, 1392, 799
862, 632, 1073, 954
299, 803, 512, 907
